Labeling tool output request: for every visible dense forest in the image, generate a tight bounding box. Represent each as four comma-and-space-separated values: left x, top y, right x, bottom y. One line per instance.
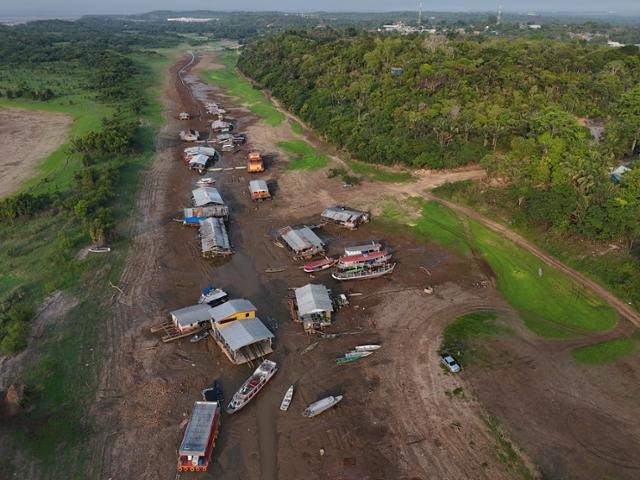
240, 31, 640, 246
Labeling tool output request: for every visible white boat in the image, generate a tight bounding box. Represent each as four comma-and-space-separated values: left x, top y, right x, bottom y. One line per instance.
196, 177, 216, 185
354, 344, 381, 352
302, 395, 343, 418
332, 263, 396, 281
88, 246, 111, 253
198, 287, 228, 306
280, 385, 294, 411
344, 350, 373, 359
226, 360, 278, 414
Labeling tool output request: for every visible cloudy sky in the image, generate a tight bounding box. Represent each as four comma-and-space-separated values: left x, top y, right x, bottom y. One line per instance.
2, 0, 640, 16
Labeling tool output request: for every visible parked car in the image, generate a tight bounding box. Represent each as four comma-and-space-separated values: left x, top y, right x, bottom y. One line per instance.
440, 351, 461, 373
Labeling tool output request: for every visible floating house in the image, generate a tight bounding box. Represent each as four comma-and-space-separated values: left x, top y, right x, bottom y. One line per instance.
292, 283, 334, 331
209, 299, 257, 327
183, 206, 229, 226
249, 180, 271, 201
321, 206, 370, 229
170, 304, 213, 333
212, 317, 274, 365
199, 217, 232, 257
192, 187, 225, 208
278, 225, 325, 259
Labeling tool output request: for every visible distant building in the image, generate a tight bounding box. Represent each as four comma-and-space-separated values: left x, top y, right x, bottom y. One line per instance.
528, 24, 542, 30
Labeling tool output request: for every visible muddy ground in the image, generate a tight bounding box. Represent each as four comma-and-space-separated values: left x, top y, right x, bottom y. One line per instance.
94, 52, 640, 480
0, 107, 72, 198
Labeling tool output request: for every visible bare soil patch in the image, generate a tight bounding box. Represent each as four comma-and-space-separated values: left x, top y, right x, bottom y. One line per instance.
0, 107, 73, 197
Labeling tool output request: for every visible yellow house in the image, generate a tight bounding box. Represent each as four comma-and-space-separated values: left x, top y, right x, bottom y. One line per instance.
209, 299, 257, 328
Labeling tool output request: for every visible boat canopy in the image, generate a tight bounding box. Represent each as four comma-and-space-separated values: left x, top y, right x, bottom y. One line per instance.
294, 283, 333, 316
179, 401, 219, 457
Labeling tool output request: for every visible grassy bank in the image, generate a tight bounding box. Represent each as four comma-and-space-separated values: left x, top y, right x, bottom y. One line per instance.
571, 337, 638, 365
347, 159, 414, 183
202, 49, 284, 126
0, 48, 173, 472
433, 180, 640, 312
382, 199, 617, 339
277, 140, 329, 170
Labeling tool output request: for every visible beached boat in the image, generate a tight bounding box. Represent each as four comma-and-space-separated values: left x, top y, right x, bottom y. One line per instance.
332, 263, 396, 281
196, 177, 216, 185
343, 241, 382, 256
226, 360, 278, 414
354, 344, 381, 352
198, 287, 229, 306
337, 250, 392, 268
190, 329, 210, 343
303, 257, 337, 273
265, 266, 287, 273
280, 385, 294, 411
177, 401, 221, 472
336, 351, 373, 364
88, 246, 111, 253
302, 395, 343, 417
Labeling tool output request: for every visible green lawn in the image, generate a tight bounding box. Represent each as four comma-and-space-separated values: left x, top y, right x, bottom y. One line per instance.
347, 159, 414, 183
442, 311, 507, 365
202, 50, 284, 126
385, 199, 618, 338
571, 337, 638, 365
277, 140, 329, 170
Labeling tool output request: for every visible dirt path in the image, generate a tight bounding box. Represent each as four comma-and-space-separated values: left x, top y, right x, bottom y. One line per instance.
0, 107, 73, 197
425, 193, 640, 327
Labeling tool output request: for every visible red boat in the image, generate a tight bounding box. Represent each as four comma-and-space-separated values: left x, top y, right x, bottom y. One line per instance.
303, 257, 337, 273
177, 401, 221, 472
337, 250, 392, 268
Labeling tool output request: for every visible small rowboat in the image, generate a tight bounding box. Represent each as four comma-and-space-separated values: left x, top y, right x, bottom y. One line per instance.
265, 266, 287, 273
196, 177, 216, 185
303, 257, 337, 273
89, 246, 111, 253
354, 344, 381, 352
336, 351, 373, 364
280, 385, 294, 411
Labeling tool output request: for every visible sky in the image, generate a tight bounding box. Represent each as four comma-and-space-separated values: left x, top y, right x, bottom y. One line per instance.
1, 0, 640, 16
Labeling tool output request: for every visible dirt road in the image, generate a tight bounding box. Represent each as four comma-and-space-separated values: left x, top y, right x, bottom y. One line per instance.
0, 107, 72, 197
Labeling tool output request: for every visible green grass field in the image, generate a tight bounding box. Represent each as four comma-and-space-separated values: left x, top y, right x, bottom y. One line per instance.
442, 311, 508, 365
347, 159, 414, 183
202, 50, 284, 126
571, 337, 638, 365
0, 49, 173, 469
277, 140, 329, 170
384, 199, 618, 338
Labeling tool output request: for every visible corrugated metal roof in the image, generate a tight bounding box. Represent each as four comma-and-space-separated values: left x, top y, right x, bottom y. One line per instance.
344, 240, 382, 255
216, 317, 274, 351
184, 146, 218, 157
249, 180, 269, 194
321, 206, 369, 224
179, 401, 219, 456
295, 283, 333, 317
280, 226, 324, 253
210, 298, 257, 323
192, 187, 224, 207
170, 304, 212, 328
184, 205, 229, 219
188, 154, 210, 167
199, 217, 231, 254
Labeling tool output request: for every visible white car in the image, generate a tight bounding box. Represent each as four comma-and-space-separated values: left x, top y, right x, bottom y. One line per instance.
440, 352, 461, 373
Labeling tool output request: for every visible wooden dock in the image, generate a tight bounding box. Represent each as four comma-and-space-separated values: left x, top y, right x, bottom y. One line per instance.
150, 321, 196, 343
